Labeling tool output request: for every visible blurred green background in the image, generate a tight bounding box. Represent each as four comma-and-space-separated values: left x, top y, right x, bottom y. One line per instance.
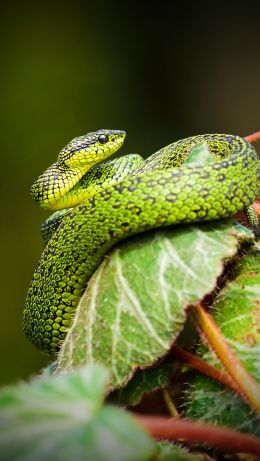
0, 1, 259, 385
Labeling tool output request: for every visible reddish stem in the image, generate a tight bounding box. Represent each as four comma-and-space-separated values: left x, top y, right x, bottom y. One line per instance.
134, 415, 260, 455
171, 345, 241, 394
253, 201, 260, 217
244, 131, 260, 143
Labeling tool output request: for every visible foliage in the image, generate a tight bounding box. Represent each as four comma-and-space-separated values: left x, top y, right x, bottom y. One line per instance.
185, 242, 260, 435
1, 219, 259, 459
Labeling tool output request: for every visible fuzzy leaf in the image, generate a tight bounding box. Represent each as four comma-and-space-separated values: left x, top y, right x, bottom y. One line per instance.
56, 221, 253, 389
112, 362, 177, 407
153, 442, 204, 461
0, 364, 155, 461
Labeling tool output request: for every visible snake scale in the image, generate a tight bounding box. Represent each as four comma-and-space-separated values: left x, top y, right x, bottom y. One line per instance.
24, 130, 260, 355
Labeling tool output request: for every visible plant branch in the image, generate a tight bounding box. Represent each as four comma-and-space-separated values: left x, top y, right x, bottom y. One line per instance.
134, 415, 260, 455
161, 388, 179, 417
244, 131, 260, 143
170, 345, 241, 394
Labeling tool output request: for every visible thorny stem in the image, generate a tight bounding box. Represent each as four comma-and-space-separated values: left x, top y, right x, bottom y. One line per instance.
190, 303, 260, 412
170, 345, 241, 394
134, 415, 260, 455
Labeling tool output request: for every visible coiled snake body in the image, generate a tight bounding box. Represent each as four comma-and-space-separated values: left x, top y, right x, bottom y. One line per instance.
24, 130, 260, 354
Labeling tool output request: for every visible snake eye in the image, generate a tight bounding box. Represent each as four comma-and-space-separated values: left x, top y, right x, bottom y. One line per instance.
98, 134, 108, 144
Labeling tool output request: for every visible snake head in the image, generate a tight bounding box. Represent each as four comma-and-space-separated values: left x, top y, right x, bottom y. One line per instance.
57, 129, 126, 169
30, 129, 126, 209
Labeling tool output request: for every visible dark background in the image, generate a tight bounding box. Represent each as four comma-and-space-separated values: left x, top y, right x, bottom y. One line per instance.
0, 1, 259, 385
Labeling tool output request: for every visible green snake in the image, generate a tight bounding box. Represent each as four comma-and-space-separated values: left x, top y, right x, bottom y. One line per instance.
24, 130, 260, 355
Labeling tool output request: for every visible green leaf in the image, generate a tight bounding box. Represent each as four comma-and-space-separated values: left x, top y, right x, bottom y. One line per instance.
184, 143, 214, 166
153, 442, 204, 461
56, 221, 253, 389
185, 242, 260, 435
111, 362, 177, 406
0, 364, 155, 461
